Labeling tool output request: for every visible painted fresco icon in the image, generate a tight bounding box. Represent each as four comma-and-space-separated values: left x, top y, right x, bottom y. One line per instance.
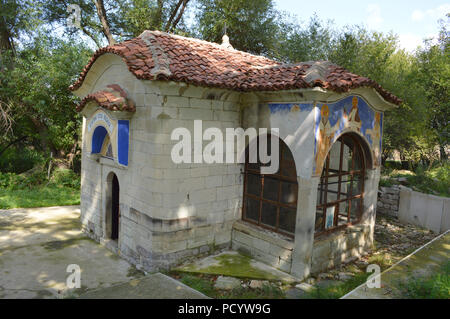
290, 104, 300, 112
315, 104, 341, 175
344, 96, 362, 131
366, 112, 382, 166
325, 206, 335, 229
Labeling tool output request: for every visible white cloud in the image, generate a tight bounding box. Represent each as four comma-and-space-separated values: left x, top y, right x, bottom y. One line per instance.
398, 33, 423, 52
366, 4, 383, 29
398, 32, 438, 52
411, 4, 450, 22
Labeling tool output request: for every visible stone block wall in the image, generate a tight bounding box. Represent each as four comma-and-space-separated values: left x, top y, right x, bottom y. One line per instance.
311, 224, 371, 273
231, 221, 293, 273
94, 80, 245, 271
377, 185, 400, 217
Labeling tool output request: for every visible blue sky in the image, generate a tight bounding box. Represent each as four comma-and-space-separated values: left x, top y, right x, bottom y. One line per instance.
274, 0, 450, 51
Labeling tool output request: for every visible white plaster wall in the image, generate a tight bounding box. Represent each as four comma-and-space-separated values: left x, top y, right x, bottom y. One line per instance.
269, 107, 316, 179
242, 101, 316, 179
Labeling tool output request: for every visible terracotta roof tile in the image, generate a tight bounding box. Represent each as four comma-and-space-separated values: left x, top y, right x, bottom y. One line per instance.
70, 31, 401, 106
76, 84, 135, 112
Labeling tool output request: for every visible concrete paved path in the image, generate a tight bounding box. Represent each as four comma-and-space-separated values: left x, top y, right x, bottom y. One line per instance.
342, 230, 450, 299
0, 206, 205, 299
78, 273, 208, 299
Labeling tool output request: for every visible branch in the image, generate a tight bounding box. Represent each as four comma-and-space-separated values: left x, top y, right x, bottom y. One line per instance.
170, 0, 189, 32
0, 100, 13, 136
165, 0, 184, 32
81, 25, 102, 49
93, 0, 116, 45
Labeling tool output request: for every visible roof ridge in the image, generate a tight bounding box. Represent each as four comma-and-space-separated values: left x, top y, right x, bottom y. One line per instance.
138, 30, 279, 65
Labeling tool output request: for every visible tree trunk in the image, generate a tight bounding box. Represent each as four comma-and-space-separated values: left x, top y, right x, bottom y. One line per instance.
93, 0, 115, 45
440, 144, 448, 161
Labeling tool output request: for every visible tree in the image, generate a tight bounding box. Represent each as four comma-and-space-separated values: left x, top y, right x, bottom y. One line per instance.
415, 15, 450, 160
40, 0, 193, 47
277, 14, 334, 62
194, 0, 281, 56
0, 33, 92, 166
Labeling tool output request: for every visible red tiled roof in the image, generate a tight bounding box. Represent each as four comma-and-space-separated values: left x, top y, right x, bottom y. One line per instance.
77, 84, 135, 112
70, 30, 402, 105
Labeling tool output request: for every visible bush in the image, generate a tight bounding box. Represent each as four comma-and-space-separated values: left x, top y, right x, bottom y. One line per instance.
381, 161, 449, 197
0, 147, 44, 174
50, 168, 80, 189
399, 262, 450, 299
0, 169, 47, 190
0, 166, 80, 190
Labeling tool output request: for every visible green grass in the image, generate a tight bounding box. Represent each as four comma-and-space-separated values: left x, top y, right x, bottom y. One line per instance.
301, 273, 371, 299
0, 185, 80, 209
397, 262, 450, 299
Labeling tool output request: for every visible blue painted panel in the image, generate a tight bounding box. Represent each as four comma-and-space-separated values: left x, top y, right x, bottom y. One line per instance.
92, 126, 108, 154
117, 120, 129, 166
269, 103, 312, 114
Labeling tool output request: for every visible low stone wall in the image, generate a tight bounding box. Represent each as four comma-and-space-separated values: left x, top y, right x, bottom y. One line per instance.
398, 186, 450, 234
231, 221, 293, 273
377, 185, 401, 217
311, 224, 372, 274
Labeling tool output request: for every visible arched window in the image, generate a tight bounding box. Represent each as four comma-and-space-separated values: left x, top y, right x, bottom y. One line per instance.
315, 133, 366, 235
242, 135, 298, 238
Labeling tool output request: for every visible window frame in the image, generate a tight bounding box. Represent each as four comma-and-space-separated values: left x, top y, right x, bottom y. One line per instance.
242, 136, 298, 239
315, 133, 366, 237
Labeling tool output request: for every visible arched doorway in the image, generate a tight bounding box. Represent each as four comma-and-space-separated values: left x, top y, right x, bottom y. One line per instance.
315, 133, 367, 235
106, 173, 120, 241
242, 134, 298, 238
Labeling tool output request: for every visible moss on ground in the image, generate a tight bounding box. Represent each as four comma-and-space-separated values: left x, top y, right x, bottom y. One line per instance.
127, 265, 145, 278
175, 253, 282, 281
172, 273, 286, 299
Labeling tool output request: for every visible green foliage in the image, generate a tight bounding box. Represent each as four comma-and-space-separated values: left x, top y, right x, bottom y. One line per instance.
0, 185, 80, 209
117, 0, 164, 37
51, 168, 81, 189
195, 0, 281, 56
276, 14, 334, 62
177, 273, 217, 297
0, 146, 44, 173
381, 162, 450, 197
0, 166, 80, 209
301, 273, 370, 299
0, 32, 91, 167
0, 169, 46, 190
398, 261, 450, 299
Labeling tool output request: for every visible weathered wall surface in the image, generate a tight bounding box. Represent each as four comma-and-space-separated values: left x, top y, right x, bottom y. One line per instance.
398, 186, 450, 233
231, 221, 293, 273
121, 81, 244, 270
79, 57, 246, 270
377, 185, 401, 217
311, 224, 372, 273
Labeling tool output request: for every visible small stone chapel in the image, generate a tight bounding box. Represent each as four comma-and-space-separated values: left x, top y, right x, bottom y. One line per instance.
70, 30, 401, 279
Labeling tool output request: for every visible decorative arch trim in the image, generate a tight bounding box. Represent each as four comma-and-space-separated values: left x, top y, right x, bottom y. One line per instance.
314, 95, 383, 176
86, 109, 130, 167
